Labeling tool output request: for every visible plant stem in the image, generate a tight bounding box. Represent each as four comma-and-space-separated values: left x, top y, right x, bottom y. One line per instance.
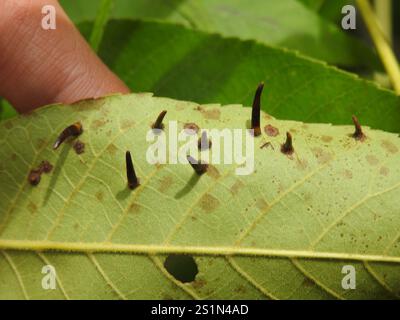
89, 0, 115, 53
374, 0, 392, 44
356, 0, 400, 94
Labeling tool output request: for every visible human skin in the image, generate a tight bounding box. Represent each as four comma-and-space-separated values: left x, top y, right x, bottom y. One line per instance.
0, 0, 130, 113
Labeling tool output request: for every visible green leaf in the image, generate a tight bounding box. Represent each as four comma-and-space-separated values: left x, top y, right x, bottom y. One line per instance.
0, 99, 17, 122
298, 0, 356, 23
297, 0, 326, 11
80, 20, 399, 133
1, 93, 400, 299
89, 0, 115, 52
60, 0, 379, 68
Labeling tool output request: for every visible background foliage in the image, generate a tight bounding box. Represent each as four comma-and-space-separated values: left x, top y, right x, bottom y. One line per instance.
1, 0, 398, 126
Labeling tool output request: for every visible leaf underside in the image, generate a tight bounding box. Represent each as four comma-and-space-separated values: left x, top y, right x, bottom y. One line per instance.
1, 93, 400, 300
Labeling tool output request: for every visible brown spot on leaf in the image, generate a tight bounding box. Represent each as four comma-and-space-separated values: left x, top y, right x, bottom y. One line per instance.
175, 102, 185, 111
206, 165, 220, 179
121, 119, 135, 130
73, 140, 85, 155
91, 119, 107, 129
28, 169, 41, 186
28, 161, 53, 186
303, 192, 312, 202
380, 167, 389, 176
256, 198, 269, 211
129, 203, 141, 214
343, 170, 353, 179
27, 202, 37, 214
234, 285, 247, 294
158, 176, 174, 193
312, 148, 333, 164
10, 154, 17, 161
230, 180, 245, 195
95, 191, 104, 201
39, 161, 53, 174
36, 138, 46, 149
200, 194, 220, 213
321, 136, 333, 143
191, 279, 207, 289
302, 278, 315, 287
107, 143, 118, 155
264, 124, 279, 137
184, 123, 200, 134
382, 140, 398, 154
366, 155, 379, 166
200, 108, 221, 120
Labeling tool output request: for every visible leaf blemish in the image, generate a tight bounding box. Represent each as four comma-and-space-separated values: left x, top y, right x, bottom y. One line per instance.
192, 278, 207, 289
230, 180, 245, 195
200, 107, 221, 120
158, 175, 174, 193
107, 143, 118, 155
128, 203, 142, 214
321, 135, 333, 143
264, 124, 279, 137
184, 123, 200, 134
28, 169, 41, 186
73, 140, 85, 155
343, 170, 353, 179
256, 198, 269, 211
366, 155, 379, 166
312, 147, 333, 164
27, 201, 37, 214
95, 191, 104, 201
39, 161, 53, 174
206, 165, 220, 179
200, 193, 220, 213
91, 119, 107, 129
28, 160, 53, 186
120, 119, 135, 130
380, 167, 390, 176
381, 140, 399, 154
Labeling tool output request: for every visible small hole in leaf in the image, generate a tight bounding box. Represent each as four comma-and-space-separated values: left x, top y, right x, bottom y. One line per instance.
164, 254, 198, 283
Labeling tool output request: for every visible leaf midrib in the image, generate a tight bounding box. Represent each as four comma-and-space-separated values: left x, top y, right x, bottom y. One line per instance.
0, 239, 399, 264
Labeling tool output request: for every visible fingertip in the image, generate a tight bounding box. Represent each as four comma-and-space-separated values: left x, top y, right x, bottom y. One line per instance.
0, 0, 130, 113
